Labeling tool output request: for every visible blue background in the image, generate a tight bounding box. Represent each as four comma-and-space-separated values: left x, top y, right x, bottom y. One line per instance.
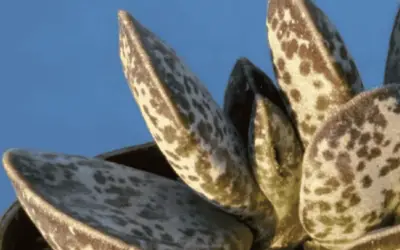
0, 0, 397, 213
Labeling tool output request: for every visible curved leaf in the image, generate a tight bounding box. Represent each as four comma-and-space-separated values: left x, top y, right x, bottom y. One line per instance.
3, 149, 253, 250
223, 57, 292, 147
300, 84, 400, 248
249, 95, 306, 248
267, 0, 364, 147
118, 10, 276, 243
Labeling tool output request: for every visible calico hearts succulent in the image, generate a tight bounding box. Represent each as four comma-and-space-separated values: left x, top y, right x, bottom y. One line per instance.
2, 0, 400, 249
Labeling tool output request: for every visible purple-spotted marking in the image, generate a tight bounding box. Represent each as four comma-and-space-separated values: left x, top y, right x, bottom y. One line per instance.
267, 0, 364, 147
3, 149, 254, 250
118, 10, 276, 243
300, 84, 400, 249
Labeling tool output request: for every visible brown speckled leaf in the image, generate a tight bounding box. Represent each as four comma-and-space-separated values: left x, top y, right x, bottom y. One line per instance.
342, 224, 400, 250
300, 84, 400, 249
118, 10, 276, 243
0, 143, 178, 250
248, 94, 306, 249
223, 57, 292, 147
3, 149, 253, 250
223, 59, 307, 248
303, 240, 330, 250
267, 0, 364, 147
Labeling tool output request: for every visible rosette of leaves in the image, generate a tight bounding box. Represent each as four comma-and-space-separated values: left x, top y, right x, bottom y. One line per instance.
3, 0, 400, 249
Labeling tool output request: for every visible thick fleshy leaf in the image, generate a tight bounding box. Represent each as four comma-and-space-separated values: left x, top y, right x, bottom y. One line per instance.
0, 142, 177, 250
0, 201, 51, 250
342, 224, 400, 250
249, 95, 306, 248
267, 0, 364, 147
303, 240, 329, 250
223, 57, 292, 147
3, 149, 254, 250
300, 84, 400, 248
384, 7, 400, 85
118, 10, 276, 243
223, 58, 306, 248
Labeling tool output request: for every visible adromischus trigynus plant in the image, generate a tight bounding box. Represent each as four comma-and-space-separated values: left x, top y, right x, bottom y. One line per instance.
2, 0, 400, 249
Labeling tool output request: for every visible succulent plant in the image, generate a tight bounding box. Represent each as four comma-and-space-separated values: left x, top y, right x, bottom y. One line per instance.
2, 0, 400, 249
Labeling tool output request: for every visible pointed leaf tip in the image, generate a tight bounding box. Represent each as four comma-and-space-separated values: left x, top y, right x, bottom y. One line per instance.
117, 10, 130, 22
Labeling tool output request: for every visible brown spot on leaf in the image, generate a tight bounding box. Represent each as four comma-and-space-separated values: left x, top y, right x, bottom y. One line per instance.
335, 152, 354, 184
322, 150, 334, 161
290, 89, 301, 102
359, 132, 371, 145
282, 72, 292, 85
315, 187, 332, 195
300, 61, 311, 76
356, 161, 366, 172
316, 95, 330, 111
277, 58, 285, 71
361, 175, 372, 188
286, 39, 299, 59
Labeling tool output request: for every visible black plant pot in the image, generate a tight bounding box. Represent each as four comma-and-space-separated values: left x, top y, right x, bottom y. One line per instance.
0, 142, 179, 250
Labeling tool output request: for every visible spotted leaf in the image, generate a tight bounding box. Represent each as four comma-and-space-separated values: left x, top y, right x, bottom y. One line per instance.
300, 84, 400, 249
3, 149, 254, 250
267, 0, 364, 147
384, 7, 400, 85
223, 57, 292, 147
118, 10, 276, 243
303, 240, 330, 250
0, 142, 181, 250
248, 94, 306, 248
342, 224, 400, 250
